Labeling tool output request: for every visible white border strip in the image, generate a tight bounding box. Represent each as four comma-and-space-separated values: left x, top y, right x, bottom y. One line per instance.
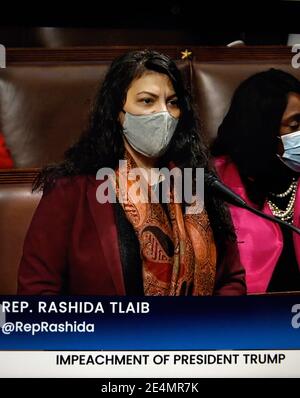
0, 350, 299, 378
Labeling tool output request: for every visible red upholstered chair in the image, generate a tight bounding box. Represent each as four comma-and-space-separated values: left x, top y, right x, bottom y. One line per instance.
0, 133, 13, 168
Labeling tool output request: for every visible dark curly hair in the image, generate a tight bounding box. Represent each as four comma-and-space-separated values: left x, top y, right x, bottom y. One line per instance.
212, 68, 300, 207
34, 49, 236, 251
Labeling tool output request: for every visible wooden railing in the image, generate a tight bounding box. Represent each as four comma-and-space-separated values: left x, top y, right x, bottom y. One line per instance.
5, 45, 296, 64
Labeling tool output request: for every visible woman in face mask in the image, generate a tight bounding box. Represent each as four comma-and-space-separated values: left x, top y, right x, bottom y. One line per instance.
212, 68, 300, 294
18, 50, 245, 295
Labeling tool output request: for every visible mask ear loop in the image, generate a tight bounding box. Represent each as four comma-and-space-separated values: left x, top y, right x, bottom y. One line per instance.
276, 135, 284, 158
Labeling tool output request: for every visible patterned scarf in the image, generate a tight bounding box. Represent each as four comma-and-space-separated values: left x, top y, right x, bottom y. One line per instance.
114, 152, 217, 296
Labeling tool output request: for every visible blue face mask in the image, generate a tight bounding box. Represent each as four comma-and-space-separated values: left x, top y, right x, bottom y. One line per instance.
279, 130, 300, 173
122, 111, 179, 158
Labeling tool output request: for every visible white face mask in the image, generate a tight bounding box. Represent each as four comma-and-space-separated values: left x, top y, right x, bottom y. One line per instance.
279, 130, 300, 172
122, 111, 179, 158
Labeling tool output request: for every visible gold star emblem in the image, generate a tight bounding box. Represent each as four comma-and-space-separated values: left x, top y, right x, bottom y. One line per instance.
181, 49, 192, 60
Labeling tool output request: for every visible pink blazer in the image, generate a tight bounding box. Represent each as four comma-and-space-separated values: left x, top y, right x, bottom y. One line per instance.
214, 155, 300, 293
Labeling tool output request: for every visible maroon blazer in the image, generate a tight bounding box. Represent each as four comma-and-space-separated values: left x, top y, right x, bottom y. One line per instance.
18, 175, 246, 295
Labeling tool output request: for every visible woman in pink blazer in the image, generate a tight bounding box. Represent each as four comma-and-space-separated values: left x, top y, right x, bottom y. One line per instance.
212, 69, 300, 294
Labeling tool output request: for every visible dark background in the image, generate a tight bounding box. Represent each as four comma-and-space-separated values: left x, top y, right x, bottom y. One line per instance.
1, 1, 300, 47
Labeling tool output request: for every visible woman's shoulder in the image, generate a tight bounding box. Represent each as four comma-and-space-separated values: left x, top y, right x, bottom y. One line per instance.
213, 154, 233, 170
42, 174, 95, 197
213, 155, 243, 189
213, 155, 237, 179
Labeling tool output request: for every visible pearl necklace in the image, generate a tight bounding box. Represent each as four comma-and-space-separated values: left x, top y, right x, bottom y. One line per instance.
267, 179, 298, 223
269, 178, 297, 198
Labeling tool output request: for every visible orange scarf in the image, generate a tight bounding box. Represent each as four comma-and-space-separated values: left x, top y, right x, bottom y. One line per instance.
114, 152, 217, 296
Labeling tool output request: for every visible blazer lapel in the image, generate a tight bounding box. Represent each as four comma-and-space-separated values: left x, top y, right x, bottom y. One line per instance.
293, 178, 300, 270
87, 177, 126, 295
